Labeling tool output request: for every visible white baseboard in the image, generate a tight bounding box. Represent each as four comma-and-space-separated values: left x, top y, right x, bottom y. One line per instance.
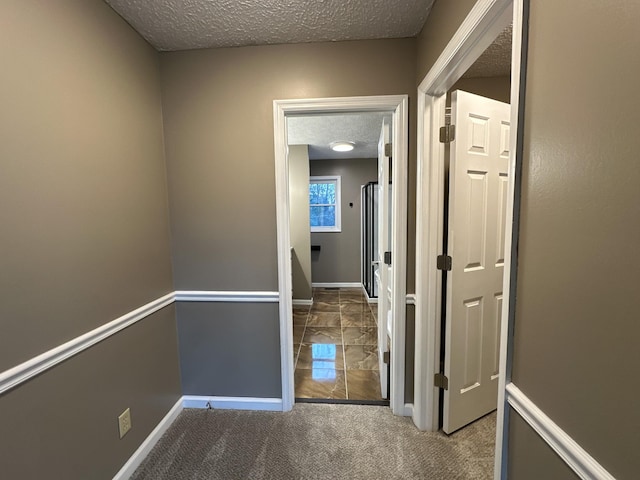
312, 282, 362, 288
182, 395, 284, 411
405, 294, 416, 306
112, 397, 183, 480
506, 383, 615, 480
363, 289, 378, 304
292, 299, 313, 306
402, 403, 414, 417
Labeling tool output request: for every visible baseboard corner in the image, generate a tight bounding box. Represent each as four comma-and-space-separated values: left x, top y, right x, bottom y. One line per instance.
402, 403, 414, 417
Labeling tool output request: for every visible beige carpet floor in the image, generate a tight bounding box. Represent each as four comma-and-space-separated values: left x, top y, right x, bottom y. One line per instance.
131, 403, 496, 480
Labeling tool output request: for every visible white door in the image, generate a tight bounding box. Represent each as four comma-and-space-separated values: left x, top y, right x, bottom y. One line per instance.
443, 90, 510, 434
376, 117, 392, 399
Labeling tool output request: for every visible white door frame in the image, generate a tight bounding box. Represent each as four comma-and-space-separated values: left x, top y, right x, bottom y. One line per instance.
413, 0, 525, 475
273, 95, 409, 415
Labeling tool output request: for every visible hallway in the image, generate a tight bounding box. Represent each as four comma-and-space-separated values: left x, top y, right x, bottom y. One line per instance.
293, 287, 384, 402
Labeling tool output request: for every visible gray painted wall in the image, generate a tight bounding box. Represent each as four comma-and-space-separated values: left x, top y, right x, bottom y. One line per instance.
309, 158, 378, 283
160, 39, 417, 398
1, 0, 174, 370
160, 39, 416, 291
177, 302, 282, 397
0, 1, 180, 477
508, 411, 579, 479
509, 1, 640, 478
416, 0, 479, 84
289, 145, 312, 300
0, 308, 181, 479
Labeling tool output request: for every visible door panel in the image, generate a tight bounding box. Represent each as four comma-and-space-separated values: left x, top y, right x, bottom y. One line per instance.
464, 170, 488, 271
443, 90, 510, 434
461, 297, 483, 393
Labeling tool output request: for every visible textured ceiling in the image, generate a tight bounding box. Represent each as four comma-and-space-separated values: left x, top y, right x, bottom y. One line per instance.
105, 0, 436, 51
463, 24, 512, 78
288, 112, 389, 160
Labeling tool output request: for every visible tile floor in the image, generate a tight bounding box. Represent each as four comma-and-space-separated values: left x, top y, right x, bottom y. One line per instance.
293, 287, 385, 402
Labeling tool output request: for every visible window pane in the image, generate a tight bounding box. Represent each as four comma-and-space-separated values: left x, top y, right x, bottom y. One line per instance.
310, 206, 335, 227
309, 183, 319, 204
324, 183, 336, 204
309, 181, 335, 205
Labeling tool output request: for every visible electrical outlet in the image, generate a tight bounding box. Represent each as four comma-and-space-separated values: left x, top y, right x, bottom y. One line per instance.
118, 408, 132, 439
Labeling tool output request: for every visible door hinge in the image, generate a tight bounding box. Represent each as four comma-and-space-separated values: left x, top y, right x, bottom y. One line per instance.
439, 125, 456, 143
383, 351, 390, 364
384, 251, 392, 265
434, 373, 449, 390
436, 255, 452, 271
384, 143, 392, 157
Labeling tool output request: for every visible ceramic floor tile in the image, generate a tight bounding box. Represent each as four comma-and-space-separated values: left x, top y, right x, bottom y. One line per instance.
293, 343, 301, 367
293, 306, 310, 315
293, 325, 305, 344
340, 289, 365, 296
340, 288, 364, 294
339, 296, 367, 305
295, 368, 347, 399
342, 327, 377, 345
302, 326, 343, 344
340, 303, 371, 314
310, 301, 341, 313
307, 312, 341, 327
346, 370, 383, 401
294, 286, 381, 402
344, 345, 379, 370
293, 312, 308, 326
339, 287, 364, 294
312, 293, 340, 304
341, 310, 377, 327
296, 343, 344, 370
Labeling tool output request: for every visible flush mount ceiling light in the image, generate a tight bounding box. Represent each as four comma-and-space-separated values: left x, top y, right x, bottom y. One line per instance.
330, 141, 355, 152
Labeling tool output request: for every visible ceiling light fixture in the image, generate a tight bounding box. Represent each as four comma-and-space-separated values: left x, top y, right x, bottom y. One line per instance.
330, 141, 355, 152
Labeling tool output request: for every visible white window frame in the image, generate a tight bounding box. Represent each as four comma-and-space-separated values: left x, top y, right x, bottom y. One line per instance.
309, 175, 341, 232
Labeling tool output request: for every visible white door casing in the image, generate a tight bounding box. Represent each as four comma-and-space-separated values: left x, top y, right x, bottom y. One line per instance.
442, 90, 510, 434
376, 117, 391, 399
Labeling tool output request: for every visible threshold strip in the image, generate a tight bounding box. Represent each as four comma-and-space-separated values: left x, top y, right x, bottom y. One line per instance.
295, 398, 390, 407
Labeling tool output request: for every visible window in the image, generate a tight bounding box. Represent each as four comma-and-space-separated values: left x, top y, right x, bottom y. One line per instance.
309, 175, 341, 232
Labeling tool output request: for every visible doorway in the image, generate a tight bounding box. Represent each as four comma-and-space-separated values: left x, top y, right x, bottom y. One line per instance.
413, 0, 525, 476
273, 96, 409, 415
286, 112, 388, 402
